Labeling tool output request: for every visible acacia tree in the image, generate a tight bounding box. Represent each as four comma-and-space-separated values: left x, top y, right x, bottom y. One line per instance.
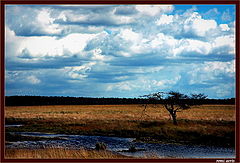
142, 91, 207, 125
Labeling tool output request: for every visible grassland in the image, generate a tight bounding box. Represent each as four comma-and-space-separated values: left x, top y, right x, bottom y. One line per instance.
5, 104, 235, 148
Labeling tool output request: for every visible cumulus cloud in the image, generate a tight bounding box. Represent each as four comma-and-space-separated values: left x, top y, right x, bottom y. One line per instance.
6, 26, 98, 59
183, 12, 217, 37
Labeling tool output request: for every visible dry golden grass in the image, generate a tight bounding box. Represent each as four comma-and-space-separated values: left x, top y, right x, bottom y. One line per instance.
5, 104, 235, 122
5, 148, 130, 159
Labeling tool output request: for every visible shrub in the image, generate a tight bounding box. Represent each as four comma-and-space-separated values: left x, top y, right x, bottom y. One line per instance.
95, 142, 107, 150
128, 145, 137, 152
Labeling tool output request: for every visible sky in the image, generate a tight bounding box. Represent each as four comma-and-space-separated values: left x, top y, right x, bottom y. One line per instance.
5, 4, 236, 99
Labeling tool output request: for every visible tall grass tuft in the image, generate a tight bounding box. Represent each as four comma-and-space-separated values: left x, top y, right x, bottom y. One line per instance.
5, 148, 129, 159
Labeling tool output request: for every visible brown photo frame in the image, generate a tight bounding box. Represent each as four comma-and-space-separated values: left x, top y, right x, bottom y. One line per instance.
0, 1, 239, 163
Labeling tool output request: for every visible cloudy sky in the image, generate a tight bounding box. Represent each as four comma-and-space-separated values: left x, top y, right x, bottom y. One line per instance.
5, 4, 236, 98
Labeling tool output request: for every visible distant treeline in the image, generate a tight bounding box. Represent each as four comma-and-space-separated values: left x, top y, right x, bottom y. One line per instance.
5, 96, 235, 106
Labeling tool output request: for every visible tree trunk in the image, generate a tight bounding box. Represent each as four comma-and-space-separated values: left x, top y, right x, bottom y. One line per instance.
164, 105, 178, 125
171, 113, 178, 125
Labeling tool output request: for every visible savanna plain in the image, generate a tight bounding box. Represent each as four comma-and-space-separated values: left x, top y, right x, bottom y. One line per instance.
5, 104, 235, 159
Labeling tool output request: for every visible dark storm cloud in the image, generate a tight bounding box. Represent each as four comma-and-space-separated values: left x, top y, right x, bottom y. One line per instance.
114, 6, 138, 15
6, 56, 85, 71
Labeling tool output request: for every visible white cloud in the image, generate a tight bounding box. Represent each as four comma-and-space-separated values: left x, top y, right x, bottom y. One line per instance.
159, 5, 174, 13
209, 83, 234, 98
91, 48, 106, 61
149, 33, 177, 56
135, 5, 173, 16
184, 12, 217, 37
118, 28, 142, 42
6, 6, 65, 36
156, 14, 173, 25
189, 60, 235, 85
115, 15, 135, 24
147, 33, 213, 57
26, 75, 41, 84
62, 11, 88, 22
219, 24, 230, 31
14, 32, 97, 58
107, 81, 133, 91
152, 75, 181, 89
6, 5, 235, 60
106, 74, 181, 94
61, 33, 96, 54
146, 31, 233, 57
5, 26, 16, 43
192, 19, 217, 36
37, 9, 62, 35
127, 66, 164, 74
213, 35, 235, 49
64, 62, 96, 79
203, 60, 235, 75
135, 5, 161, 16
173, 39, 212, 56
6, 71, 41, 85
5, 26, 23, 59
56, 7, 135, 27
19, 36, 62, 57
